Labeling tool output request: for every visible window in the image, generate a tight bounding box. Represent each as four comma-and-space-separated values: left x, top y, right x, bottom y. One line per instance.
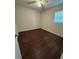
54, 11, 63, 23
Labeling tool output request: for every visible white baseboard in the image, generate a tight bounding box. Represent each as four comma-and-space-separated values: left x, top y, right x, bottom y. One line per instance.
41, 28, 63, 37
16, 28, 63, 37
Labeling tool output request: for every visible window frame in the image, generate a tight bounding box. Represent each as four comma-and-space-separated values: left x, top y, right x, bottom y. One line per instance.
54, 11, 63, 23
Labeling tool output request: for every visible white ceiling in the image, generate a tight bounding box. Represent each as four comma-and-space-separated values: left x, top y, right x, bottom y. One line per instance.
16, 0, 63, 11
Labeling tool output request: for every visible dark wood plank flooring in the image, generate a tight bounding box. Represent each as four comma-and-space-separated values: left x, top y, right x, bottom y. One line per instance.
18, 28, 63, 59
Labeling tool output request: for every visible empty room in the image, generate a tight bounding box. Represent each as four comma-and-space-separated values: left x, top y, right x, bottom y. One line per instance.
15, 0, 63, 59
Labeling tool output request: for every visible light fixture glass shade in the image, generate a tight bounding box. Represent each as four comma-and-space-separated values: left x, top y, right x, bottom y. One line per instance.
38, 3, 41, 7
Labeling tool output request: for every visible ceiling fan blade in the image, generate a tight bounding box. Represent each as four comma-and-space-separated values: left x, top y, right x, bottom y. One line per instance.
26, 1, 36, 4
41, 4, 45, 10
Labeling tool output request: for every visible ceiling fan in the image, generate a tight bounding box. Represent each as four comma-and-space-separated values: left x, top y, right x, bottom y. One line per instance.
25, 0, 49, 10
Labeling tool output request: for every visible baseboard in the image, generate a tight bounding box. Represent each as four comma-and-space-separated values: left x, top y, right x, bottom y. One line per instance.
41, 28, 63, 37
18, 28, 41, 33
17, 28, 63, 37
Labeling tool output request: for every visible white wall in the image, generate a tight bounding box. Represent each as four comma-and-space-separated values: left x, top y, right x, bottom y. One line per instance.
15, 5, 41, 32
60, 54, 63, 59
15, 36, 22, 59
41, 4, 63, 37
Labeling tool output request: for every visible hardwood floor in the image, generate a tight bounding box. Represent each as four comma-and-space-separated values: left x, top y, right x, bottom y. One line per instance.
18, 28, 63, 59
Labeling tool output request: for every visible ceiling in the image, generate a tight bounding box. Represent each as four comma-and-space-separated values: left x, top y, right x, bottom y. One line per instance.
16, 0, 63, 11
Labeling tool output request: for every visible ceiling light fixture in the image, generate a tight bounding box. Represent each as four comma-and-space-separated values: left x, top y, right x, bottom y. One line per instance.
37, 0, 43, 7
38, 3, 42, 7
